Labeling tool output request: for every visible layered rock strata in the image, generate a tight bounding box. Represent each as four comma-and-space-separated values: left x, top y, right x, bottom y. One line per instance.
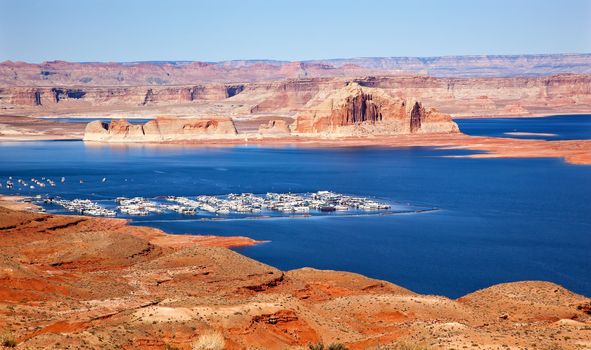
2, 74, 590, 118
257, 119, 292, 135
83, 116, 238, 142
295, 83, 459, 135
1, 54, 590, 87
0, 206, 590, 349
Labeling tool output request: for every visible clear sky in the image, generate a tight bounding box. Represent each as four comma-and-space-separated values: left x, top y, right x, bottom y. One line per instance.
1, 0, 590, 63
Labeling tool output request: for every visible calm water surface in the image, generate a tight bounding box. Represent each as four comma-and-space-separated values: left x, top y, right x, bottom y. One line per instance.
455, 114, 591, 140
1, 116, 590, 298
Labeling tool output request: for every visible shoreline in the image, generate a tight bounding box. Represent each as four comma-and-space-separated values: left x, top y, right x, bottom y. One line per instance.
0, 199, 587, 298
504, 131, 558, 137
0, 195, 587, 298
1, 204, 590, 349
29, 110, 591, 120
80, 133, 591, 166
0, 195, 262, 249
2, 132, 590, 165
0, 195, 43, 211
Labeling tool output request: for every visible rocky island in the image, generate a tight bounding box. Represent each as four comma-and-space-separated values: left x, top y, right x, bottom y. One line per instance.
70, 80, 591, 167
82, 84, 459, 142
294, 83, 459, 135
84, 116, 238, 142
1, 55, 589, 164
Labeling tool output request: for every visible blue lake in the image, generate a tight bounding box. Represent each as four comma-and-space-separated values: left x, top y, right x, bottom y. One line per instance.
455, 114, 591, 140
1, 116, 590, 298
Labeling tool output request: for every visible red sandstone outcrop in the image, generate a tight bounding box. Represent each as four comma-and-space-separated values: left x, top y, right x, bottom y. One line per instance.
1, 206, 590, 349
294, 83, 459, 135
2, 74, 590, 118
257, 119, 292, 135
4, 115, 591, 165
503, 103, 529, 115
83, 116, 238, 142
0, 84, 234, 110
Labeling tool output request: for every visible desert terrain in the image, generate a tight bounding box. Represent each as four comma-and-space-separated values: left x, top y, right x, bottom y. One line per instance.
1, 200, 590, 350
1, 55, 591, 120
1, 54, 591, 349
1, 61, 591, 165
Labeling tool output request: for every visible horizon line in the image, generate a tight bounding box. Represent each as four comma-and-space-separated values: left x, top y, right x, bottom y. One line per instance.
2, 52, 591, 66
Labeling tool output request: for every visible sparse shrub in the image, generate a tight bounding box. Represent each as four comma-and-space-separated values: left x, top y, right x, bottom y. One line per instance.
391, 342, 430, 350
308, 343, 349, 350
1, 331, 16, 348
544, 344, 565, 350
164, 344, 181, 350
328, 344, 348, 350
192, 331, 225, 350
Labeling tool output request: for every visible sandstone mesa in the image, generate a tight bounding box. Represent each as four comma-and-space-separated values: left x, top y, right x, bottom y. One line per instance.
82, 84, 459, 142
294, 83, 459, 135
84, 116, 238, 142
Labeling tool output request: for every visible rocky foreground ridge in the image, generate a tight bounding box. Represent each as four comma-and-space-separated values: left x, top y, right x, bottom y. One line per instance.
0, 206, 590, 349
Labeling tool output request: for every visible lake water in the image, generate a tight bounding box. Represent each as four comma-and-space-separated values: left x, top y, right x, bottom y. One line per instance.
1, 116, 590, 298
455, 114, 591, 140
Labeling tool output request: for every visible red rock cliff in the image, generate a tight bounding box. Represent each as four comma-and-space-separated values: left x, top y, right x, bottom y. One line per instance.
84, 116, 238, 142
295, 83, 459, 135
2, 75, 590, 118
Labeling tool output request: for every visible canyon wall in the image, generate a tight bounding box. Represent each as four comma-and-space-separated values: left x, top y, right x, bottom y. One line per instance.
294, 83, 459, 135
2, 74, 590, 118
2, 54, 589, 118
241, 74, 591, 117
1, 54, 590, 87
84, 116, 238, 142
0, 84, 239, 110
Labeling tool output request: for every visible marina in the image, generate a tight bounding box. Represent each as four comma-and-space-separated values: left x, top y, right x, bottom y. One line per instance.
2, 175, 398, 219
1, 138, 590, 298
40, 191, 394, 218
47, 198, 117, 217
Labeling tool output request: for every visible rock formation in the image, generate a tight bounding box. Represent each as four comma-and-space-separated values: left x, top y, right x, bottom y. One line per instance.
1, 205, 590, 349
84, 116, 238, 142
2, 74, 590, 118
295, 83, 459, 135
257, 119, 292, 135
1, 54, 590, 87
503, 103, 529, 115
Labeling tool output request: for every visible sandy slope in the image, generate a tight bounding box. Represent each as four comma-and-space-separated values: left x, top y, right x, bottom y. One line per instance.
0, 116, 84, 140
0, 206, 589, 349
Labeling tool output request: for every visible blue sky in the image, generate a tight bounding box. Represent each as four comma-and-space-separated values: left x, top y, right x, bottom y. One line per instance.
0, 0, 589, 63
